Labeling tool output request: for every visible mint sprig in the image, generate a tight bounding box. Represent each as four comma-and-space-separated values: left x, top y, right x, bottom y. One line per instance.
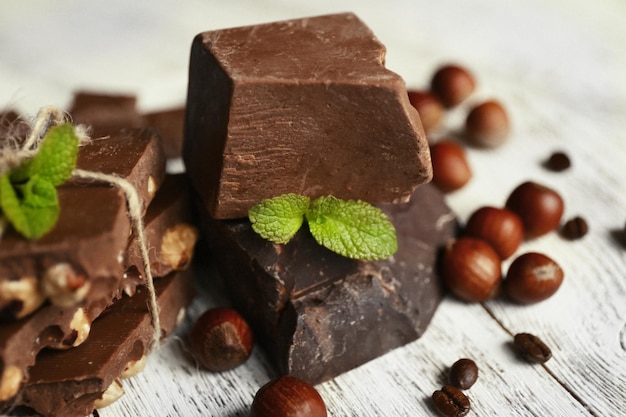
249, 194, 398, 261
0, 123, 79, 239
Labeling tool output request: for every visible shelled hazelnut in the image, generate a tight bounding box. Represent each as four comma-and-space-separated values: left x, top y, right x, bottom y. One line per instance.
505, 181, 564, 238
430, 140, 472, 193
189, 307, 254, 372
441, 237, 502, 302
250, 375, 327, 417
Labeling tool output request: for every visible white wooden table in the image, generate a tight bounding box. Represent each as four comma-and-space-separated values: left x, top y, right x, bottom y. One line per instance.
1, 0, 625, 416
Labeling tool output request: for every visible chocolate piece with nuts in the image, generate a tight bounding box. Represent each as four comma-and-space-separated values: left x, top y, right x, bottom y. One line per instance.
2, 269, 195, 417
124, 174, 199, 286
0, 173, 197, 404
202, 183, 457, 384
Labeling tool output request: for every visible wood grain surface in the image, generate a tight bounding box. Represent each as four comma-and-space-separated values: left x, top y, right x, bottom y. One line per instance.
1, 0, 625, 416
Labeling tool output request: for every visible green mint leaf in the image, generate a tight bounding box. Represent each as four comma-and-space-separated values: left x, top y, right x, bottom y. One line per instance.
17, 123, 79, 185
0, 173, 59, 239
249, 193, 310, 244
305, 196, 398, 260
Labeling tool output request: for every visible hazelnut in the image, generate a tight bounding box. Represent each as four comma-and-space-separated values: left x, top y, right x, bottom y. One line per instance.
505, 181, 564, 238
189, 307, 254, 372
0, 276, 45, 320
430, 140, 472, 193
430, 64, 476, 108
121, 355, 148, 379
448, 358, 479, 390
250, 375, 327, 417
464, 206, 524, 259
161, 223, 199, 270
407, 90, 444, 133
49, 308, 91, 349
464, 100, 510, 148
94, 378, 124, 409
148, 175, 157, 198
504, 252, 564, 304
441, 237, 502, 302
41, 263, 90, 307
0, 365, 22, 402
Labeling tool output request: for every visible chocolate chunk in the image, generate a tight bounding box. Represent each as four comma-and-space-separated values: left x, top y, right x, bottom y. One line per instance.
124, 174, 199, 288
0, 128, 166, 312
2, 269, 195, 417
144, 107, 185, 159
202, 183, 457, 384
184, 13, 432, 219
75, 127, 166, 213
68, 91, 146, 136
0, 174, 197, 400
0, 129, 169, 401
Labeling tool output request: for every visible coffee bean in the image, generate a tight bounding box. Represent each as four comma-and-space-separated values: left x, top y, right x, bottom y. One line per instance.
513, 333, 552, 363
544, 151, 571, 172
448, 358, 478, 390
432, 385, 470, 417
560, 216, 589, 240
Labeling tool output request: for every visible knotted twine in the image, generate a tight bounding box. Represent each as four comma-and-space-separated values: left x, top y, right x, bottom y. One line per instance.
0, 107, 161, 346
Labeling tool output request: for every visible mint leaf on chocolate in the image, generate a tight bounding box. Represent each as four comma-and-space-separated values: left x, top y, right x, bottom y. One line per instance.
248, 194, 398, 260
0, 123, 79, 239
249, 193, 310, 244
16, 123, 79, 186
306, 196, 398, 261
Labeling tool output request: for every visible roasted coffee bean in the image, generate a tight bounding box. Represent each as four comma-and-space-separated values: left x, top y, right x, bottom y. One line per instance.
448, 358, 478, 390
560, 216, 589, 240
432, 385, 470, 417
513, 332, 552, 363
544, 151, 571, 172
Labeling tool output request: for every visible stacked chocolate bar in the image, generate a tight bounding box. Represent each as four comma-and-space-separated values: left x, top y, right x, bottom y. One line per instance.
185, 13, 458, 384
0, 107, 197, 416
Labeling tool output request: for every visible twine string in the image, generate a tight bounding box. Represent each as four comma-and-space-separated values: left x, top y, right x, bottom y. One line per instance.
73, 168, 161, 346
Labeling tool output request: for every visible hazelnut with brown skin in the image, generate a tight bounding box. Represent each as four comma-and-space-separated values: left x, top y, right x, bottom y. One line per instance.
430, 64, 476, 108
464, 206, 524, 259
505, 181, 564, 239
250, 375, 327, 417
407, 90, 444, 133
441, 237, 502, 302
464, 100, 510, 148
189, 307, 254, 372
504, 252, 564, 304
430, 140, 472, 193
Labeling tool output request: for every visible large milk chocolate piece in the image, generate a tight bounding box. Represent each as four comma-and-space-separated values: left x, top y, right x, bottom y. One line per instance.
185, 13, 432, 219
3, 269, 194, 417
203, 183, 457, 384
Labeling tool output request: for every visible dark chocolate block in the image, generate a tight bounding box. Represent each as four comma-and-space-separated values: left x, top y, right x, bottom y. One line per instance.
2, 269, 195, 417
203, 183, 457, 384
184, 13, 432, 219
